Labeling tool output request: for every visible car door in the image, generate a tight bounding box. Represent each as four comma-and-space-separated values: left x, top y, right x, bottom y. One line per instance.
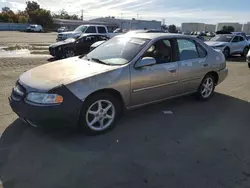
130, 38, 182, 106
176, 38, 209, 92
239, 36, 247, 52
76, 36, 98, 55
231, 36, 240, 53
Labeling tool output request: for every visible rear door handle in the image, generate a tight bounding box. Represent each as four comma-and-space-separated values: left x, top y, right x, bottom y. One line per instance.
203, 63, 208, 67
168, 68, 177, 73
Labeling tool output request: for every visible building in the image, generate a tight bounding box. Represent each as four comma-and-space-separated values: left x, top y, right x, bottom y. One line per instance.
216, 23, 242, 32
181, 23, 205, 32
242, 23, 250, 34
53, 18, 118, 32
181, 23, 216, 32
205, 24, 216, 32
89, 17, 162, 30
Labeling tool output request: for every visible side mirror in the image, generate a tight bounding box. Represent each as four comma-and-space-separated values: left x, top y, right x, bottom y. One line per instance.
135, 57, 156, 68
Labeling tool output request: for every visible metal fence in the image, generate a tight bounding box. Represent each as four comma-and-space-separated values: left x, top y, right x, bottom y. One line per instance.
0, 23, 29, 31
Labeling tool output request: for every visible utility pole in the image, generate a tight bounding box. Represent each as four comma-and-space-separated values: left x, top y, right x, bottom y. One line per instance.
81, 9, 84, 20
120, 13, 123, 19
137, 14, 139, 20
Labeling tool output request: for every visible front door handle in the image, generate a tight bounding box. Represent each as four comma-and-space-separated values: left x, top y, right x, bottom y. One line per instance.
203, 63, 208, 67
168, 68, 177, 73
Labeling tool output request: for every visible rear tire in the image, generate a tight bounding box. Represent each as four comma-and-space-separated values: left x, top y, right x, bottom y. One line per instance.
196, 74, 215, 101
248, 63, 250, 68
79, 93, 122, 135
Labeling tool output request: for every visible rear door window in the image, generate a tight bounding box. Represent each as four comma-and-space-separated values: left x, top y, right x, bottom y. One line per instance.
85, 26, 97, 33
97, 27, 107, 33
177, 39, 199, 60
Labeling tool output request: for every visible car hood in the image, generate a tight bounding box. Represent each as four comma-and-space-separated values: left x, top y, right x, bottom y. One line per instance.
91, 40, 106, 48
205, 41, 228, 46
49, 40, 75, 48
19, 57, 120, 91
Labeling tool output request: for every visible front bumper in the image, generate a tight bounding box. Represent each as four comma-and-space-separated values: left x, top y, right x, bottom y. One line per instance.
217, 68, 228, 85
9, 84, 83, 128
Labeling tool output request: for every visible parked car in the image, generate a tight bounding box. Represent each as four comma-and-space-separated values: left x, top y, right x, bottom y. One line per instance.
194, 35, 205, 41
57, 27, 68, 33
57, 25, 118, 41
49, 34, 109, 59
247, 50, 250, 68
89, 40, 106, 51
9, 33, 228, 135
26, 24, 43, 32
206, 32, 215, 37
232, 32, 247, 38
205, 34, 249, 59
246, 35, 250, 40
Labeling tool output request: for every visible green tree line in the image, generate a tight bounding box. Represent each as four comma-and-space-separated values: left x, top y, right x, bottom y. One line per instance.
0, 1, 80, 29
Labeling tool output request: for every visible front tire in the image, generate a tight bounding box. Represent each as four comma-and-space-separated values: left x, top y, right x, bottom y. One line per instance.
79, 93, 122, 135
196, 74, 215, 101
223, 47, 230, 59
64, 49, 75, 58
248, 63, 250, 68
241, 47, 249, 57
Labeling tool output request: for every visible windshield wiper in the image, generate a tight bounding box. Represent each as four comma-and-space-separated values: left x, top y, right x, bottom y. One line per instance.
90, 58, 110, 65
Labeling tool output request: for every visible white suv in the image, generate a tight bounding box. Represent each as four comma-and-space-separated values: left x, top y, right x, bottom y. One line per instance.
205, 34, 249, 59
26, 24, 43, 32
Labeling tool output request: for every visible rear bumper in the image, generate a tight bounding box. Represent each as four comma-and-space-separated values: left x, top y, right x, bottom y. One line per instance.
217, 68, 228, 85
9, 85, 83, 128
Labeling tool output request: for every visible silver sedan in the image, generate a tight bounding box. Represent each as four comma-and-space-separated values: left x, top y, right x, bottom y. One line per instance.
9, 33, 228, 135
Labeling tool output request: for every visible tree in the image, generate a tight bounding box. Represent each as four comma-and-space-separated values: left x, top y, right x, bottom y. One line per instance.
52, 9, 79, 20
222, 25, 235, 32
168, 24, 177, 33
227, 26, 235, 32
29, 9, 53, 29
2, 7, 10, 12
25, 1, 40, 14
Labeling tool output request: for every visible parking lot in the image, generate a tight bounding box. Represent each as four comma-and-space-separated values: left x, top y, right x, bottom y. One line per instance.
0, 32, 250, 188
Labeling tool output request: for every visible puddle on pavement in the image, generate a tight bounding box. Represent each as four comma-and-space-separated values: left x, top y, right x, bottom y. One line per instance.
0, 44, 50, 57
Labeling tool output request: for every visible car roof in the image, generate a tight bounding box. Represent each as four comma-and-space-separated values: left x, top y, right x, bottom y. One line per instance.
120, 33, 193, 39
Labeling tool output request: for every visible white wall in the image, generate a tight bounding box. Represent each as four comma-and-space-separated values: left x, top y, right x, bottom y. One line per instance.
216, 23, 242, 32
205, 24, 216, 32
181, 23, 205, 32
90, 18, 161, 30
242, 24, 250, 34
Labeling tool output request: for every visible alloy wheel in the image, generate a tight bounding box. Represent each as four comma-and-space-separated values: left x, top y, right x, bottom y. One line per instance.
201, 77, 214, 98
65, 50, 75, 58
86, 100, 115, 131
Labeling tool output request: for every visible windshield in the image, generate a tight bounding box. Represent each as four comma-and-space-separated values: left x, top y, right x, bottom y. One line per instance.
84, 36, 149, 65
210, 35, 233, 42
74, 25, 87, 32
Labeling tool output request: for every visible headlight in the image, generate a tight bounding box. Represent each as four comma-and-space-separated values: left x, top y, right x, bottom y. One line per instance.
26, 92, 63, 105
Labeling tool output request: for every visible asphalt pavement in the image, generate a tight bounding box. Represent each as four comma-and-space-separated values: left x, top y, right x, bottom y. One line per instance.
0, 55, 250, 188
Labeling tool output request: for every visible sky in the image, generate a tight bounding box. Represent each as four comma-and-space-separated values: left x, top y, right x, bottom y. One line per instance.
1, 0, 250, 26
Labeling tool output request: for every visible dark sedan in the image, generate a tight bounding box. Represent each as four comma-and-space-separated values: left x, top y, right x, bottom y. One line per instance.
49, 34, 109, 59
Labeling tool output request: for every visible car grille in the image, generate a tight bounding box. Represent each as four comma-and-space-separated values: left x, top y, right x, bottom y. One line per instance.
11, 83, 26, 101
